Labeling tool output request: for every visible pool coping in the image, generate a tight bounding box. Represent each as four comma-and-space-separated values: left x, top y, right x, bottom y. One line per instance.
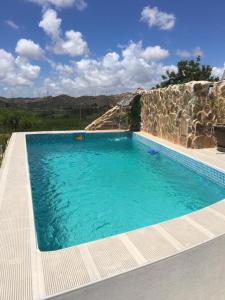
2, 130, 225, 299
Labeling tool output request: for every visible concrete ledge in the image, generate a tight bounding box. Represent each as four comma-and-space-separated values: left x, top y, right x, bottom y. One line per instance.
46, 233, 225, 300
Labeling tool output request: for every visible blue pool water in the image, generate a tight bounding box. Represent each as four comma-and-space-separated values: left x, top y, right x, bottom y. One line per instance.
26, 132, 225, 251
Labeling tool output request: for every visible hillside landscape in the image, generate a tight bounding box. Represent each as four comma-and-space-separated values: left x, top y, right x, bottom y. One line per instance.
0, 93, 129, 133
0, 93, 129, 159
0, 94, 128, 110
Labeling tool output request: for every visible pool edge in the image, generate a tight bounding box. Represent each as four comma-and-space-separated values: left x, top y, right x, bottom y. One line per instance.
2, 130, 225, 299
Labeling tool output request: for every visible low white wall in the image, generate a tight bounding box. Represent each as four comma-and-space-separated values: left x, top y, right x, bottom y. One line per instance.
47, 233, 225, 300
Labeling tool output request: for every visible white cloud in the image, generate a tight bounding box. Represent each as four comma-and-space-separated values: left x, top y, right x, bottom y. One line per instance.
141, 45, 169, 61
176, 50, 190, 58
0, 49, 40, 87
141, 6, 176, 30
121, 42, 169, 61
54, 30, 89, 56
26, 0, 87, 10
39, 41, 174, 96
0, 39, 173, 97
176, 47, 204, 58
5, 20, 19, 30
192, 47, 204, 57
16, 39, 44, 60
212, 65, 225, 79
39, 9, 61, 38
39, 9, 89, 56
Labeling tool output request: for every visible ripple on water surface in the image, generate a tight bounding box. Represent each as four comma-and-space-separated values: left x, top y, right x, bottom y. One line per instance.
26, 133, 225, 251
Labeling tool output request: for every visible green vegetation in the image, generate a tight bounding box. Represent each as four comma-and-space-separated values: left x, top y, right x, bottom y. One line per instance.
0, 105, 108, 134
0, 92, 124, 164
129, 95, 141, 131
156, 56, 219, 88
0, 105, 109, 163
0, 133, 10, 164
0, 134, 10, 150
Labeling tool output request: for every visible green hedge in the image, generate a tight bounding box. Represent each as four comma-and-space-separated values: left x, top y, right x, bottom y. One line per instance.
0, 134, 11, 153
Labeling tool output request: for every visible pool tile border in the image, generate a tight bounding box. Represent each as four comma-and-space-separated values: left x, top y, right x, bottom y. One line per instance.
133, 132, 225, 187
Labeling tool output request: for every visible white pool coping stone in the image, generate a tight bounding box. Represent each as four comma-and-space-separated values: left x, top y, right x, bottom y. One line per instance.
1, 130, 225, 299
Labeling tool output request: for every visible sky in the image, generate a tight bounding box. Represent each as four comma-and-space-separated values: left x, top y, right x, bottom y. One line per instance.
0, 0, 225, 97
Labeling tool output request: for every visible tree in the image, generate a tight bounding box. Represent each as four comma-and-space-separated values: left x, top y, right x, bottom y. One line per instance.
156, 56, 219, 88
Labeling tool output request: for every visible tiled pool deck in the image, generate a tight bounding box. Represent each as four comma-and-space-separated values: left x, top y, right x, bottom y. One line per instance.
1, 131, 225, 299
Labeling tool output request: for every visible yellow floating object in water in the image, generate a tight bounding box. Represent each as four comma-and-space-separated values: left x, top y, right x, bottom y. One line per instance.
74, 135, 84, 141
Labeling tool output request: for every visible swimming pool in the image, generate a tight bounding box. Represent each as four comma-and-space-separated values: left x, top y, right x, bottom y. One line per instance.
26, 132, 225, 251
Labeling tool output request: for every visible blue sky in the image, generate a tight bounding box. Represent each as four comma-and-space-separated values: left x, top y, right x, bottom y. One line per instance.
0, 0, 225, 97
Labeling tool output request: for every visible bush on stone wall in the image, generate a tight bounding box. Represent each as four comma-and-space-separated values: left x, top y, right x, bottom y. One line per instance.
129, 95, 141, 131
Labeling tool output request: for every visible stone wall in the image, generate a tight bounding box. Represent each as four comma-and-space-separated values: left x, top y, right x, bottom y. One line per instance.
85, 81, 225, 148
141, 81, 225, 148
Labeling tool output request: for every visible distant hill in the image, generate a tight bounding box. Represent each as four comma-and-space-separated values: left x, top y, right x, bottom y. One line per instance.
0, 93, 130, 111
